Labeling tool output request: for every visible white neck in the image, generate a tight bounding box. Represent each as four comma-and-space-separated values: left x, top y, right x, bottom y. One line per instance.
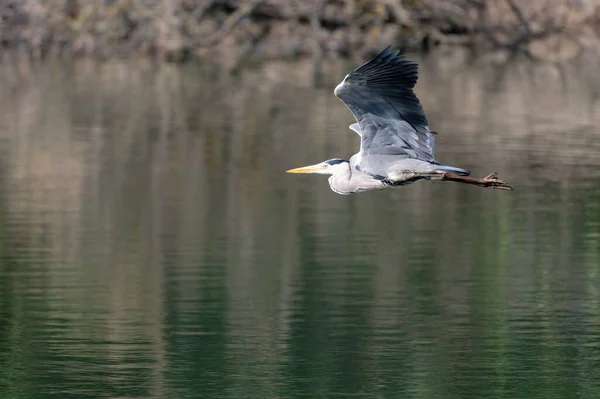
327, 165, 385, 195
328, 165, 353, 195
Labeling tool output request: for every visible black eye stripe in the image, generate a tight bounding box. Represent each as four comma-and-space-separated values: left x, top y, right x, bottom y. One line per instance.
326, 159, 347, 165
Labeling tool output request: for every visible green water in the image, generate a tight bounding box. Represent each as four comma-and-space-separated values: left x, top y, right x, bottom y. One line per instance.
0, 53, 599, 398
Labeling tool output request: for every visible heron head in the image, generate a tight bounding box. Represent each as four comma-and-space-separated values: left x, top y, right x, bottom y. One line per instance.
286, 158, 349, 175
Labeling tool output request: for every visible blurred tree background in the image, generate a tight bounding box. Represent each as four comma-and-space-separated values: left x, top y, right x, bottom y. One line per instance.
0, 0, 598, 63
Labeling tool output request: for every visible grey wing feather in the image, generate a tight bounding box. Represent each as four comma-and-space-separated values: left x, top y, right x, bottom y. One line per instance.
334, 46, 437, 174
349, 123, 361, 135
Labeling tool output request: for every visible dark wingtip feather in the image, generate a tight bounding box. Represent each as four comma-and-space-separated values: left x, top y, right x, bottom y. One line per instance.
351, 46, 419, 90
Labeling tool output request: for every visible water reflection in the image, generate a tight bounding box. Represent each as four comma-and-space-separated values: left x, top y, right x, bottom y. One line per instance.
0, 51, 599, 398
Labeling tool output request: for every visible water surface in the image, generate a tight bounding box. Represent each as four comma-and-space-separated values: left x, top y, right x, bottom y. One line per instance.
0, 52, 599, 398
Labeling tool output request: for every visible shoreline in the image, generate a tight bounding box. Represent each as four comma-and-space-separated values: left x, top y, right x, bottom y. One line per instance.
0, 1, 597, 65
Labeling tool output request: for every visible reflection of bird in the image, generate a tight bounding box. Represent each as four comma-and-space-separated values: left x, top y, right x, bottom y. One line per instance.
287, 46, 512, 194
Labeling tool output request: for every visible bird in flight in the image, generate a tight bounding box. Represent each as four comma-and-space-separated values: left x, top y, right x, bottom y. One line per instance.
286, 46, 512, 194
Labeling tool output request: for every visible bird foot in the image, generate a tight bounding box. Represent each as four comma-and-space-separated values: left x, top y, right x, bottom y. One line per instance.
482, 172, 513, 191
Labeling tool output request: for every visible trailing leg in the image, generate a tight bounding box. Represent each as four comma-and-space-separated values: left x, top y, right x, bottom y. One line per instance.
440, 172, 513, 191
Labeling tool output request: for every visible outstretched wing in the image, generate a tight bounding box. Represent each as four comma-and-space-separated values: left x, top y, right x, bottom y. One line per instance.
334, 46, 436, 174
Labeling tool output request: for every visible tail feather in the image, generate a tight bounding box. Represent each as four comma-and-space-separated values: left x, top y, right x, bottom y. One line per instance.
435, 165, 470, 176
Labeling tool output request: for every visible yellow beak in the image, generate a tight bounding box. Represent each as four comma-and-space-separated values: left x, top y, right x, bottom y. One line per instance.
285, 163, 325, 174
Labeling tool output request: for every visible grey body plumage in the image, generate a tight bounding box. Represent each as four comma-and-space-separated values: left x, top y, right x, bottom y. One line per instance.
287, 46, 512, 193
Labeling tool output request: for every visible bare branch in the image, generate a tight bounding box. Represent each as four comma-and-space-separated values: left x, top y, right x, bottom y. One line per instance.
505, 0, 531, 36
194, 0, 263, 48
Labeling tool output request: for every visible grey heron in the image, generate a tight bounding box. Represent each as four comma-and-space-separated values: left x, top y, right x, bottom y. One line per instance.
286, 46, 512, 194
